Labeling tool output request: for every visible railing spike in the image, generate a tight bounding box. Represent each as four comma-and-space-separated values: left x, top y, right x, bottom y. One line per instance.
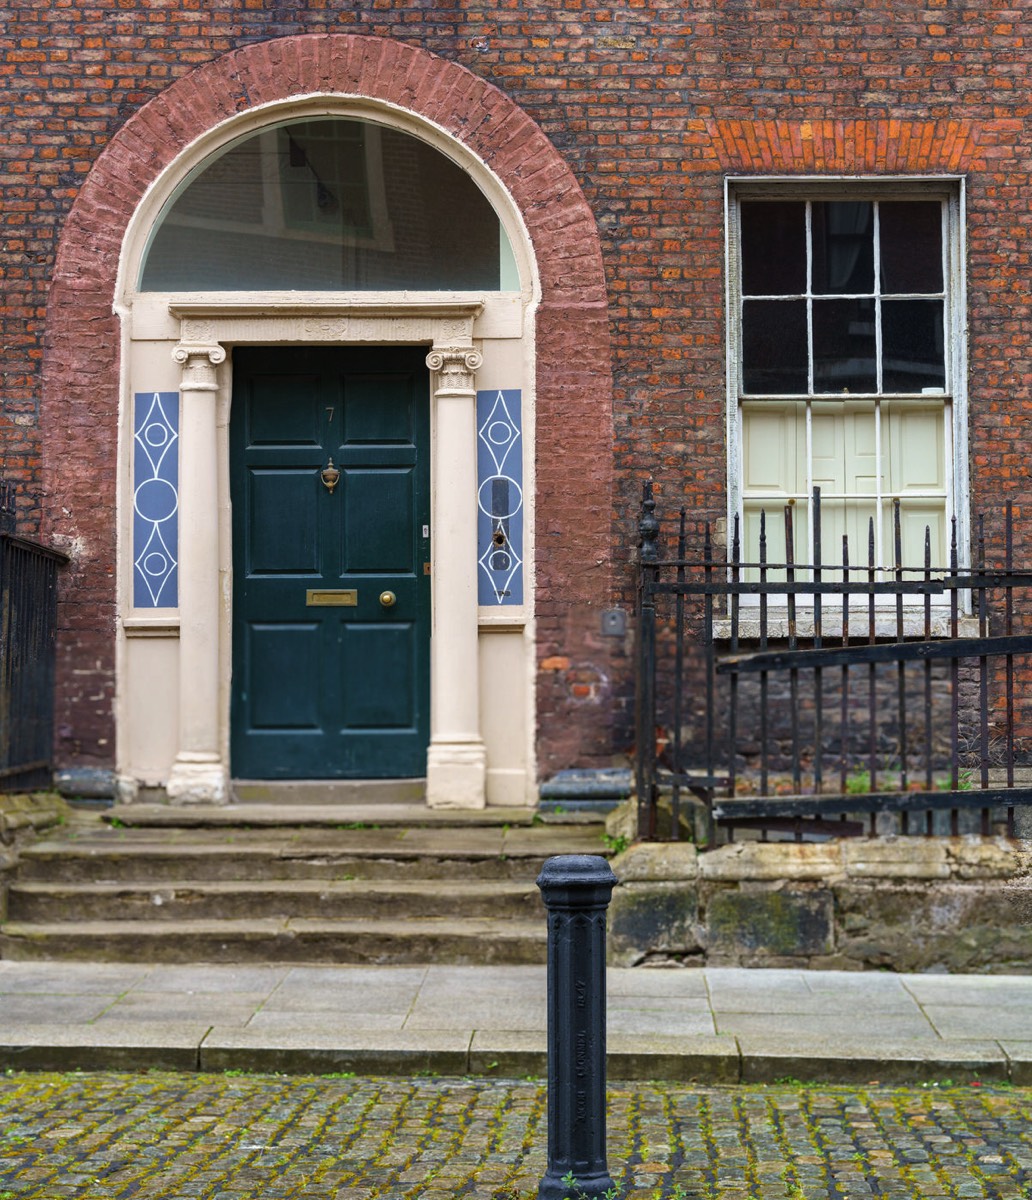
639, 479, 659, 564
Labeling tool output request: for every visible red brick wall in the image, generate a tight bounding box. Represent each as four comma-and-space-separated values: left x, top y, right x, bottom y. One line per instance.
4, 3, 1032, 777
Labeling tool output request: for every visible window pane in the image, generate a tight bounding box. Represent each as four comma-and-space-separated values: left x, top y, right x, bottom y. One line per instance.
141, 119, 508, 291
740, 201, 806, 295
742, 299, 808, 393
882, 299, 946, 392
879, 202, 943, 294
812, 201, 874, 295
812, 298, 877, 393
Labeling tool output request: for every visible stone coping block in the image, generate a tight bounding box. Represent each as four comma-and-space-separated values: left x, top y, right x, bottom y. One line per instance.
843, 838, 951, 879
612, 842, 698, 882
737, 1034, 1008, 1085
608, 1033, 739, 1083
468, 1029, 545, 1077
998, 1041, 1032, 1086
199, 1027, 472, 1075
620, 835, 1027, 884
947, 835, 1029, 879
0, 1022, 207, 1071
698, 841, 842, 881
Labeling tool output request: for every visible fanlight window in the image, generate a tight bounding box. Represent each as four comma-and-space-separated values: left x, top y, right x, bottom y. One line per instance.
140, 118, 517, 291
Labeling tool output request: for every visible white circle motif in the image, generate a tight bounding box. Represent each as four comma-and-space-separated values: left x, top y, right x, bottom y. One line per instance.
478, 475, 523, 520
134, 478, 179, 523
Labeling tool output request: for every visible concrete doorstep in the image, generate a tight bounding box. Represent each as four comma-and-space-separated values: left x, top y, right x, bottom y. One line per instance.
2, 961, 1032, 1085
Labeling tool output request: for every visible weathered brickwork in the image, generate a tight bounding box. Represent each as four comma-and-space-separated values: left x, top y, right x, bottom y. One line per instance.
2, 1, 1031, 775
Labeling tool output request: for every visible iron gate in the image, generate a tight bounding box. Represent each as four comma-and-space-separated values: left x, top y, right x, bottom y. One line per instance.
635, 483, 1032, 842
0, 484, 68, 791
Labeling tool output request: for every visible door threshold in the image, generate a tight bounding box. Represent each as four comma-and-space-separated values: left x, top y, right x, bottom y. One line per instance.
231, 779, 427, 806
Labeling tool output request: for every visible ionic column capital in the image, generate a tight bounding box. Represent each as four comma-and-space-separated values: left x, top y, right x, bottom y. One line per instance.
425, 345, 483, 394
172, 342, 226, 393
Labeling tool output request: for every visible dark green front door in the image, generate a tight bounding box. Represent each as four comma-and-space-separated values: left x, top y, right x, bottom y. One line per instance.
230, 347, 430, 779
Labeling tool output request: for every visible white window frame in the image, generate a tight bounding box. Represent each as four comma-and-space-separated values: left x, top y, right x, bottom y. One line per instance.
725, 176, 969, 597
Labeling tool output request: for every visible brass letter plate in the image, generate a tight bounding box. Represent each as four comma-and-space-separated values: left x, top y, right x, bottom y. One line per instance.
306, 589, 358, 607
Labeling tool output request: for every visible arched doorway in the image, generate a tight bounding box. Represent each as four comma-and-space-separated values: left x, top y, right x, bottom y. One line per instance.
41, 36, 613, 809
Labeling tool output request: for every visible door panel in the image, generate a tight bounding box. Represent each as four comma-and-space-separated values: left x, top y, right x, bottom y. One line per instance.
341, 623, 417, 728
248, 624, 323, 729
344, 470, 415, 572
248, 471, 320, 573
231, 346, 430, 779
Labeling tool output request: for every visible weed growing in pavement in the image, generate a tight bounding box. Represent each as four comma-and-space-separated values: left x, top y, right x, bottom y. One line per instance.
494, 1185, 687, 1200
601, 832, 629, 855
559, 1172, 623, 1200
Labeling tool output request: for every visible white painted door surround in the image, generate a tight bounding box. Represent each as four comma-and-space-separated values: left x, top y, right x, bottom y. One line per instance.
160, 302, 503, 808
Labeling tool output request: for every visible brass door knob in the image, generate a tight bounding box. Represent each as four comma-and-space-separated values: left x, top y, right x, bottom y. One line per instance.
379, 590, 397, 608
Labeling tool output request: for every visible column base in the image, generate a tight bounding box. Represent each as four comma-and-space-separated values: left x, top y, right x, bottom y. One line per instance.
166, 755, 229, 806
426, 740, 487, 809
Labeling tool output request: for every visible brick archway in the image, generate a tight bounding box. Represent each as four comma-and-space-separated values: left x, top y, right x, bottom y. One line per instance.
43, 34, 612, 778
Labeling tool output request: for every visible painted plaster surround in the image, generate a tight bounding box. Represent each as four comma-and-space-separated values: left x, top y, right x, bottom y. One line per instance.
121, 293, 532, 808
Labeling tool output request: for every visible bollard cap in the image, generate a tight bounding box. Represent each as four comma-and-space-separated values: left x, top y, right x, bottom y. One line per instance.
536, 854, 618, 909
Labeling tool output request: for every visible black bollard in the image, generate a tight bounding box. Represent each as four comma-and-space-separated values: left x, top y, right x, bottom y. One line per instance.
536, 854, 619, 1200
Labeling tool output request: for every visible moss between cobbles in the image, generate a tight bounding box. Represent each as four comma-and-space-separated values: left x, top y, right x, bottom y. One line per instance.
1, 1075, 1031, 1198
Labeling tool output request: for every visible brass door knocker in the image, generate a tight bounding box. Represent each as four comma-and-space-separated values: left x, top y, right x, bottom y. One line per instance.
320, 458, 340, 494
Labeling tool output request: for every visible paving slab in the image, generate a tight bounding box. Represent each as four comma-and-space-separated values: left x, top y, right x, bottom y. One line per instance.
94, 995, 265, 1026
608, 966, 711, 998
905, 974, 1032, 1005
924, 1003, 1032, 1039
245, 1009, 409, 1032
707, 986, 917, 1013
1, 962, 1032, 1082
277, 963, 430, 988
715, 1010, 939, 1039
609, 1007, 715, 1036
0, 994, 122, 1023
405, 1000, 546, 1031
0, 960, 150, 993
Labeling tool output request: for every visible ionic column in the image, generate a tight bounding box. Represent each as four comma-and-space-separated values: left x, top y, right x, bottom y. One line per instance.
166, 340, 228, 805
425, 345, 487, 809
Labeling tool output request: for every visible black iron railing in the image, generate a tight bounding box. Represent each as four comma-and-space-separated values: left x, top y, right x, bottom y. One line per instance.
635, 483, 1032, 843
0, 483, 68, 791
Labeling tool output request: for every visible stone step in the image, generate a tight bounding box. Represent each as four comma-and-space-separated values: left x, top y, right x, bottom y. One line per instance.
0, 917, 546, 966
2, 806, 607, 965
103, 803, 558, 828
14, 823, 606, 884
7, 878, 542, 923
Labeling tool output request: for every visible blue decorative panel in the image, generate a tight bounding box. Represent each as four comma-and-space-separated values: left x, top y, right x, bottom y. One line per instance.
477, 389, 523, 606
133, 392, 179, 608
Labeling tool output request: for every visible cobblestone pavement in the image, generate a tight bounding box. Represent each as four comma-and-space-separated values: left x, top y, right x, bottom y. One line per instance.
2, 1074, 1032, 1199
